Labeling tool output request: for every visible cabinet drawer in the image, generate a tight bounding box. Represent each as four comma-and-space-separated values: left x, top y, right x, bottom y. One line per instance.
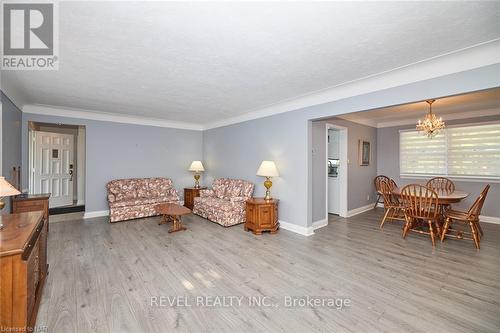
14, 204, 45, 214
258, 206, 274, 227
14, 200, 46, 209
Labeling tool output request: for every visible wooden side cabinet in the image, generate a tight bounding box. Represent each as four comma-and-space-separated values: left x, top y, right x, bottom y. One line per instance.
0, 212, 48, 331
245, 198, 279, 235
12, 194, 50, 232
184, 187, 206, 210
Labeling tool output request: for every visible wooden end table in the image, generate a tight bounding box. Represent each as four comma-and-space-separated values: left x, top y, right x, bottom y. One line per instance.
184, 187, 207, 210
156, 203, 191, 233
245, 198, 279, 235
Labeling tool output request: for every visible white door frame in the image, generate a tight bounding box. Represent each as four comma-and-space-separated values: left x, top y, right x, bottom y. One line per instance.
326, 123, 348, 218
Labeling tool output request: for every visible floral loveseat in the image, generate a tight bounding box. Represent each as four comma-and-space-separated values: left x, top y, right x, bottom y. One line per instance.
193, 178, 254, 227
107, 177, 180, 222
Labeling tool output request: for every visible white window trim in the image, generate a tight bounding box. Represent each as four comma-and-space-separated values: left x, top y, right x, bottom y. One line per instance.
399, 120, 500, 182
401, 174, 500, 183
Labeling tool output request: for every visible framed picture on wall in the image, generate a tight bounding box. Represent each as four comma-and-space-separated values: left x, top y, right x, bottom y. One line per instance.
359, 140, 370, 166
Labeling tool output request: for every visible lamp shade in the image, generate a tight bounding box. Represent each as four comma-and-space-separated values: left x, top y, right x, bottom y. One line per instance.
0, 177, 21, 197
188, 161, 205, 172
256, 161, 279, 177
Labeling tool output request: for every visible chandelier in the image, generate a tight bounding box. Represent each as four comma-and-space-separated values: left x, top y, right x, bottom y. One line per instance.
416, 99, 445, 138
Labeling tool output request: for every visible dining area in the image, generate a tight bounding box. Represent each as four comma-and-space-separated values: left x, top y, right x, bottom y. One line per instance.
374, 175, 490, 249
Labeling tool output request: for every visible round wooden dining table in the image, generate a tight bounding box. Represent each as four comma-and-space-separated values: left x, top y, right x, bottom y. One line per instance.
392, 187, 469, 205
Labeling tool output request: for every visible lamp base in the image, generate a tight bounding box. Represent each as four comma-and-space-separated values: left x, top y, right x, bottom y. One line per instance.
0, 200, 4, 230
264, 177, 273, 201
194, 174, 201, 189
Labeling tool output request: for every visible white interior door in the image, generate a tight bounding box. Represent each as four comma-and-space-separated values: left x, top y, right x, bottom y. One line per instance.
34, 131, 74, 208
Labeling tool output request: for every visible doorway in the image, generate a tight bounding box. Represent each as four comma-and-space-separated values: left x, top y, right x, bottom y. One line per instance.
28, 122, 86, 213
326, 123, 348, 218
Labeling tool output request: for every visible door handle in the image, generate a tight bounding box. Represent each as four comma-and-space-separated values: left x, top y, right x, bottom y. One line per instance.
69, 169, 73, 181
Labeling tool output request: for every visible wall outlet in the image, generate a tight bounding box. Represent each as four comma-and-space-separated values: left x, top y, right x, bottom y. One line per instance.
367, 194, 370, 201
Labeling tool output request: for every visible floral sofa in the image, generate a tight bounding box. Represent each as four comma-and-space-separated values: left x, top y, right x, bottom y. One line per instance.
193, 178, 254, 227
107, 177, 180, 222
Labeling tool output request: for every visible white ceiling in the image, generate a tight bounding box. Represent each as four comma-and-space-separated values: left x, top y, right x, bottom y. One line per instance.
337, 88, 500, 128
2, 1, 500, 127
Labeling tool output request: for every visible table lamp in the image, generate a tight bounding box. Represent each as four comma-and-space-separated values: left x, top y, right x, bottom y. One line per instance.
188, 161, 205, 188
0, 176, 21, 229
256, 161, 279, 201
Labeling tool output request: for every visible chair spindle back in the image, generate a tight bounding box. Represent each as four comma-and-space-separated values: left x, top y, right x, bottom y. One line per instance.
426, 177, 455, 194
400, 184, 439, 220
467, 184, 490, 220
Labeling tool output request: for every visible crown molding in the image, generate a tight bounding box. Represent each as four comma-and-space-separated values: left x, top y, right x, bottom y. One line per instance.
376, 107, 500, 128
203, 39, 500, 130
22, 104, 204, 131
333, 116, 378, 128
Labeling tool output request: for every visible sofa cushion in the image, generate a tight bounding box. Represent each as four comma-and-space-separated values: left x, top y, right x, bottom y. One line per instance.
213, 179, 228, 199
109, 195, 178, 208
107, 178, 141, 201
225, 180, 243, 198
195, 197, 238, 212
137, 178, 173, 198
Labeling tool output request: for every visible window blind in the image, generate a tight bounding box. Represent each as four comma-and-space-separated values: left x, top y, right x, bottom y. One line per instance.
400, 123, 500, 179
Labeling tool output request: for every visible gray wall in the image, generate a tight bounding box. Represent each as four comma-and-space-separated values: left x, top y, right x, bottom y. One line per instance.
203, 112, 308, 226
311, 121, 327, 222
1, 92, 22, 214
311, 118, 377, 222
377, 115, 500, 218
203, 64, 500, 228
21, 113, 203, 212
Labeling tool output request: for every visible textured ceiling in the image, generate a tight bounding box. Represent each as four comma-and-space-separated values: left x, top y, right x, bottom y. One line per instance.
337, 88, 500, 127
2, 1, 500, 125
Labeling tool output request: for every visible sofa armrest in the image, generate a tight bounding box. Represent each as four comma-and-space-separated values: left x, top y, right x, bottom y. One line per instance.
229, 196, 248, 203
107, 193, 116, 203
200, 189, 215, 197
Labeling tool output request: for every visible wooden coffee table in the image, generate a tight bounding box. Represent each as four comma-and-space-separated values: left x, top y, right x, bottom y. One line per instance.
156, 203, 191, 233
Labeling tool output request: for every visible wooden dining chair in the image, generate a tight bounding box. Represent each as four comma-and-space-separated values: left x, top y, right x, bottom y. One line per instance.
400, 184, 441, 247
441, 185, 490, 249
389, 178, 398, 190
379, 180, 405, 229
374, 175, 390, 209
426, 177, 455, 194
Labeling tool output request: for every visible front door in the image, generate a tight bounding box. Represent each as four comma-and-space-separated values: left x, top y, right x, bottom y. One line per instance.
34, 131, 74, 207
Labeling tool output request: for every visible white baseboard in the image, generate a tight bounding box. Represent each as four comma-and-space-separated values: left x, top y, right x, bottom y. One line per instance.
312, 218, 328, 230
83, 210, 109, 219
347, 203, 376, 217
480, 215, 500, 224
279, 220, 314, 236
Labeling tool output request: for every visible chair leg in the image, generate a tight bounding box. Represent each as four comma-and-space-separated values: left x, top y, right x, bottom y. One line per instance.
428, 220, 436, 247
434, 220, 442, 240
476, 222, 484, 237
402, 216, 411, 238
380, 207, 391, 229
441, 217, 451, 242
470, 222, 480, 249
374, 194, 381, 209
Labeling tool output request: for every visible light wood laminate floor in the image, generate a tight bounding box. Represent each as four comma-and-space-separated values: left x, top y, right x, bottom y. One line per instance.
37, 209, 500, 332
